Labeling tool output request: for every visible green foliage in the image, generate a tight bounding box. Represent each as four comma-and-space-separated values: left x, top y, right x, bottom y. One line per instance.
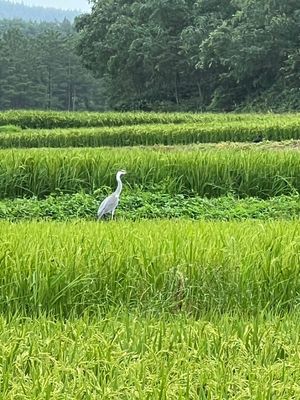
0, 110, 281, 129
1, 314, 300, 398
1, 116, 300, 147
75, 0, 300, 111
0, 105, 298, 397
0, 124, 21, 133
0, 19, 105, 111
0, 220, 299, 316
0, 1, 299, 112
0, 192, 299, 221
0, 147, 300, 198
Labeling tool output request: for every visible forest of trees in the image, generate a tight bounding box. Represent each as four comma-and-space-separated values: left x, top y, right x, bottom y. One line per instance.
0, 19, 106, 110
75, 0, 300, 111
0, 0, 299, 112
0, 0, 80, 22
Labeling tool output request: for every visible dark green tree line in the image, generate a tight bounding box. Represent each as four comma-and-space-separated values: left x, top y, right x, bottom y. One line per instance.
0, 19, 106, 111
75, 0, 300, 111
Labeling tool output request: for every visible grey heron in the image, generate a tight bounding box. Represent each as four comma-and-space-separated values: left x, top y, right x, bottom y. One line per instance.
97, 170, 127, 220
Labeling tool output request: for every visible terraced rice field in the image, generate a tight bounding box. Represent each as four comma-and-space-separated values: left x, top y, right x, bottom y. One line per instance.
0, 111, 300, 398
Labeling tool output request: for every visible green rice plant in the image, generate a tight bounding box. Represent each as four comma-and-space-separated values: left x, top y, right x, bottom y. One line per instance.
0, 192, 299, 221
0, 110, 299, 129
1, 119, 300, 147
0, 110, 233, 129
0, 313, 299, 399
0, 220, 299, 316
0, 147, 299, 198
0, 125, 22, 133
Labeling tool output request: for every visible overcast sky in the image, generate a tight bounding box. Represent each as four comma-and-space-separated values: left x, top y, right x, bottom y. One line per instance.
12, 0, 91, 11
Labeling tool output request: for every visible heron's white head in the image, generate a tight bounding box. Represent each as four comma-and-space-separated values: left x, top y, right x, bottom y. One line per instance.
117, 169, 127, 178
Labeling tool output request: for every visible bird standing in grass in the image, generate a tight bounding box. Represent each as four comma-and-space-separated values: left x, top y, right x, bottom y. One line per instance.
97, 170, 127, 220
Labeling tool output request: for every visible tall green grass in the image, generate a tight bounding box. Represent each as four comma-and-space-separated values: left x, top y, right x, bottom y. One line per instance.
1, 110, 299, 399
0, 220, 299, 316
0, 147, 299, 198
0, 314, 299, 399
0, 110, 299, 129
1, 119, 300, 147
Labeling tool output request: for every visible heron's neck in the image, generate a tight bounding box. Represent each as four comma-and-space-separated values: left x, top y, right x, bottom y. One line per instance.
115, 175, 123, 196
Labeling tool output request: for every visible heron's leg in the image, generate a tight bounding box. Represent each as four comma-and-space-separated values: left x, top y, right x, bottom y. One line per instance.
111, 210, 115, 220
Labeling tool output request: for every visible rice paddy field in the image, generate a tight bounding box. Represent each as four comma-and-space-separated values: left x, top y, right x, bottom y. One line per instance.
0, 111, 300, 398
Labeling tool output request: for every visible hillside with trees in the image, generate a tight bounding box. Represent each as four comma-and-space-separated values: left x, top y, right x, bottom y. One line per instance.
0, 0, 299, 112
0, 0, 80, 22
75, 0, 300, 112
0, 19, 105, 110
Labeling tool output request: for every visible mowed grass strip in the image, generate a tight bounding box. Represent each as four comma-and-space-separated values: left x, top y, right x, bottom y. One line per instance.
0, 147, 300, 198
0, 314, 300, 399
1, 110, 298, 129
1, 119, 300, 147
0, 220, 299, 316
